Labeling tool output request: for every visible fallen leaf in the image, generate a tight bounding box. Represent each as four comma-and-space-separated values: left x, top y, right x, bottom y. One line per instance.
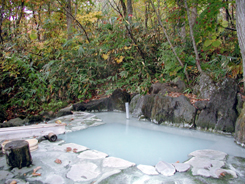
176, 161, 180, 163
73, 148, 78, 153
70, 118, 74, 120
33, 166, 41, 173
66, 147, 72, 152
55, 158, 62, 164
219, 172, 226, 177
10, 180, 17, 184
32, 172, 41, 176
55, 120, 62, 124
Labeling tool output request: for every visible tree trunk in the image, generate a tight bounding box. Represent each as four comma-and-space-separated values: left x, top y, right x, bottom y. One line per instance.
184, 0, 202, 73
149, 0, 189, 81
0, 0, 5, 44
144, 1, 148, 30
32, 7, 41, 41
38, 6, 42, 41
189, 6, 197, 28
5, 140, 32, 169
16, 1, 24, 27
236, 0, 245, 89
74, 0, 78, 17
119, 0, 127, 18
15, 0, 24, 37
127, 0, 133, 23
66, 0, 72, 40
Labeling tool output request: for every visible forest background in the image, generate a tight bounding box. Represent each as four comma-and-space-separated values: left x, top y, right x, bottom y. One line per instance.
0, 0, 244, 120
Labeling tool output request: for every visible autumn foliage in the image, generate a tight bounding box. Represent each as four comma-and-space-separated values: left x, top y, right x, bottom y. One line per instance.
0, 0, 242, 119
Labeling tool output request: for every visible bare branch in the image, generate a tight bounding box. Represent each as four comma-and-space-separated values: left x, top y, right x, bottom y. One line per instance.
184, 0, 202, 73
57, 0, 90, 43
149, 0, 189, 81
108, 0, 146, 62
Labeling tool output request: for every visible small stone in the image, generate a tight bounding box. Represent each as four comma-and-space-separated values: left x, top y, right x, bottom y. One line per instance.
53, 143, 88, 152
78, 150, 108, 160
172, 163, 190, 172
185, 157, 225, 177
137, 165, 159, 175
67, 162, 100, 182
94, 170, 121, 183
197, 169, 211, 177
103, 157, 135, 169
188, 149, 227, 160
155, 161, 176, 176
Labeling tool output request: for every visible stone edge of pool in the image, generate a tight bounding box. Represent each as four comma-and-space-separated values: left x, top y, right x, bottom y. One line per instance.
0, 111, 243, 183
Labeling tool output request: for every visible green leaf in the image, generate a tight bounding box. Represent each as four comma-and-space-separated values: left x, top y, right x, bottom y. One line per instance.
30, 31, 37, 40
212, 40, 222, 47
204, 40, 213, 47
222, 20, 228, 28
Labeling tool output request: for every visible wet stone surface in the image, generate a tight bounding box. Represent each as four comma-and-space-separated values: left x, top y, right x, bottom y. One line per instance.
0, 112, 245, 183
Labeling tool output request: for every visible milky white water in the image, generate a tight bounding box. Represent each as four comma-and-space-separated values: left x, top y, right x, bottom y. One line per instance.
59, 112, 245, 165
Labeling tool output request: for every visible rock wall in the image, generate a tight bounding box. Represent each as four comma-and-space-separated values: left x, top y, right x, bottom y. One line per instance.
131, 76, 240, 133
235, 104, 245, 147
149, 95, 196, 127
73, 89, 131, 112
196, 78, 238, 132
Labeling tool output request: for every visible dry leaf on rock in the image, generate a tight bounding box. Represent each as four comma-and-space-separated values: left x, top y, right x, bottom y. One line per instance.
32, 172, 41, 176
10, 180, 17, 184
55, 120, 62, 124
66, 147, 72, 152
33, 166, 41, 173
55, 158, 62, 164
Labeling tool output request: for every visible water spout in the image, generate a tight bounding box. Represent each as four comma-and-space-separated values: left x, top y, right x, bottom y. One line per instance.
125, 102, 130, 119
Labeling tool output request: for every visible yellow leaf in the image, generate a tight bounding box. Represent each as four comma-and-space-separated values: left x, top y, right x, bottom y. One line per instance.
115, 56, 124, 64
124, 46, 131, 50
102, 54, 109, 60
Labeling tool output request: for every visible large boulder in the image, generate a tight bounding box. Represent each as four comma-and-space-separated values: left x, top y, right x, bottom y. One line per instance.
129, 94, 145, 118
196, 78, 238, 132
150, 95, 196, 126
110, 89, 131, 111
140, 94, 196, 126
149, 80, 186, 95
56, 106, 73, 117
0, 118, 25, 128
28, 115, 44, 124
235, 104, 245, 146
73, 89, 131, 112
193, 73, 218, 99
0, 106, 7, 123
40, 111, 55, 121
73, 98, 112, 112
236, 93, 244, 115
141, 95, 155, 120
